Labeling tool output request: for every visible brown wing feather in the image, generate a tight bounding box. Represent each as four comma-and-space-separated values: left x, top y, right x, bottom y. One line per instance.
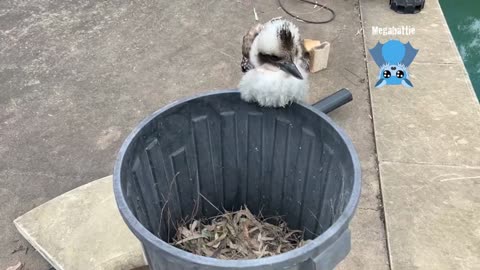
241, 23, 264, 72
242, 23, 263, 58
299, 38, 310, 71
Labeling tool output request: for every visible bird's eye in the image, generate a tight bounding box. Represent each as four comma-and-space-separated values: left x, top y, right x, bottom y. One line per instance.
258, 53, 282, 63
396, 70, 404, 78
383, 70, 391, 78
268, 55, 282, 62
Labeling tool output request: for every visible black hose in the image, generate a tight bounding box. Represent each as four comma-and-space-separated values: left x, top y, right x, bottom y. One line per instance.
278, 0, 336, 24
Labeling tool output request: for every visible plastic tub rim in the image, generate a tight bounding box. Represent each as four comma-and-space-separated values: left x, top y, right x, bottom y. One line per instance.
113, 89, 361, 268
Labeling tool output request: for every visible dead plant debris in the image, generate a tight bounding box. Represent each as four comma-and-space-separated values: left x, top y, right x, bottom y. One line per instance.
171, 207, 307, 260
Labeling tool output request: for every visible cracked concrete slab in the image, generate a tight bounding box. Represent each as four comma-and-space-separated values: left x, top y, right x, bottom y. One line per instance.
13, 176, 146, 270
380, 162, 480, 270
367, 62, 480, 167
361, 0, 480, 167
361, 0, 480, 269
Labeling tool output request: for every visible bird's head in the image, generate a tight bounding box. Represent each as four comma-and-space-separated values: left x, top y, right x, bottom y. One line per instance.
250, 19, 304, 80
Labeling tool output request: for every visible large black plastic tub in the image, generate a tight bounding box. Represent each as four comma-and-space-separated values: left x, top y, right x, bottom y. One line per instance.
114, 89, 361, 270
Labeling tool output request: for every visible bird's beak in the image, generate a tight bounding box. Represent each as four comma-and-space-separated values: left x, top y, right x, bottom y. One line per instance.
279, 62, 303, 80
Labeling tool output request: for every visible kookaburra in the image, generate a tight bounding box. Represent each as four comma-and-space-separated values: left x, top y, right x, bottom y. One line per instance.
239, 18, 309, 107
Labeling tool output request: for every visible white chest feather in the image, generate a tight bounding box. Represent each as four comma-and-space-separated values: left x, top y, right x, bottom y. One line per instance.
238, 67, 309, 107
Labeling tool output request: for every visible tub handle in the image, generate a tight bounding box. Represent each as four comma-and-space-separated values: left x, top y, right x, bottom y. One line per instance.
306, 229, 351, 270
312, 88, 353, 114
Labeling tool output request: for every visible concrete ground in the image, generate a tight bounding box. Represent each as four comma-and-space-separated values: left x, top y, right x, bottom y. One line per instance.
361, 0, 480, 269
1, 0, 386, 269
1, 0, 478, 269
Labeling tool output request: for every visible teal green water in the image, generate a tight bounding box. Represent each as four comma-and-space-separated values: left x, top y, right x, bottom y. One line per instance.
440, 0, 480, 100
